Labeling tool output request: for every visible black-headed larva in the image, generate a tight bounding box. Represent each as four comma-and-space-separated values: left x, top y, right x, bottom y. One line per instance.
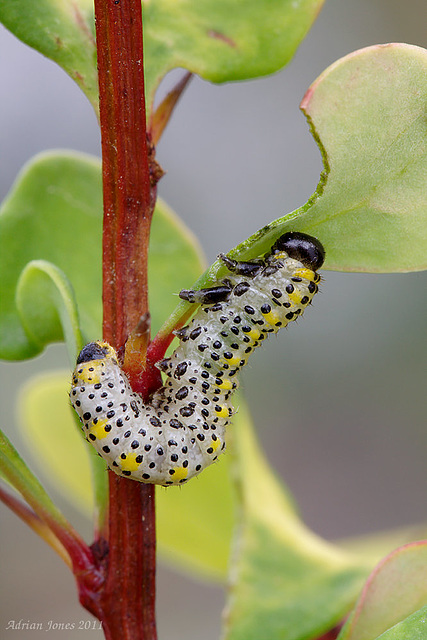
70, 232, 324, 486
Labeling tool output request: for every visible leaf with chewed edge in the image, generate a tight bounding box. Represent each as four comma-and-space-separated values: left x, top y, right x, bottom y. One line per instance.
195, 44, 427, 279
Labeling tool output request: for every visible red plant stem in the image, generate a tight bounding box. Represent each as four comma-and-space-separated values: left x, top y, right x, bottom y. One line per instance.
89, 1, 157, 638
97, 0, 152, 351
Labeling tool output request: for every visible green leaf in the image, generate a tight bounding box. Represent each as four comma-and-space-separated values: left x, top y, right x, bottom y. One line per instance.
372, 605, 427, 640
179, 43, 427, 283
143, 0, 324, 109
0, 151, 204, 361
338, 542, 427, 640
296, 43, 427, 272
1, 0, 323, 115
223, 403, 369, 640
0, 151, 103, 360
16, 260, 83, 364
228, 43, 427, 273
18, 370, 234, 580
0, 0, 98, 110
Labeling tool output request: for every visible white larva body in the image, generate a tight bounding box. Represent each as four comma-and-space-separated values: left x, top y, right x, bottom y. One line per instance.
70, 233, 324, 486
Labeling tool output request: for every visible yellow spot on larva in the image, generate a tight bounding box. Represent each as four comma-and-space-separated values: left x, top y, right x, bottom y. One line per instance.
88, 418, 109, 440
293, 268, 316, 281
287, 290, 302, 304
211, 438, 221, 452
217, 379, 233, 391
247, 328, 261, 341
75, 362, 103, 384
262, 310, 281, 325
225, 355, 241, 367
118, 452, 141, 472
172, 466, 188, 481
272, 252, 287, 261
215, 406, 229, 418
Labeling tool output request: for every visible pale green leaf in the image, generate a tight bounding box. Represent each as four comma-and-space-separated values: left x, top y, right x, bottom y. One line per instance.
338, 542, 427, 640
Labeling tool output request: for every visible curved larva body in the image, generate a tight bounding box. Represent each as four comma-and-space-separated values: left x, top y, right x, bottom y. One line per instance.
70, 232, 324, 486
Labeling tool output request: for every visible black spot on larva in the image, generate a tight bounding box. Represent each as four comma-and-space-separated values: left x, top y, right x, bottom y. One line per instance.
261, 304, 271, 314
234, 282, 250, 296
150, 417, 161, 427
175, 386, 189, 400
207, 447, 214, 454
171, 454, 178, 462
168, 439, 177, 447
170, 419, 183, 429
157, 447, 164, 456
83, 412, 91, 421
136, 455, 143, 463
130, 400, 140, 417
113, 438, 119, 445
175, 361, 188, 377
213, 340, 222, 349
142, 473, 150, 479
131, 440, 139, 449
145, 444, 151, 451
190, 326, 202, 340
180, 406, 194, 417
244, 305, 255, 315
197, 433, 205, 441
107, 410, 115, 419
124, 430, 131, 438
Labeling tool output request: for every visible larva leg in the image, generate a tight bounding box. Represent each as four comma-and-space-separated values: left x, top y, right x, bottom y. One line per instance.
218, 253, 263, 278
179, 284, 232, 304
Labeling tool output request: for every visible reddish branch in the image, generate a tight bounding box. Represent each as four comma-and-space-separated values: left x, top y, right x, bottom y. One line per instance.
77, 0, 159, 638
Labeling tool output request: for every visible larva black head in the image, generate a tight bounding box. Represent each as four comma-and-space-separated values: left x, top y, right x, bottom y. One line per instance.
272, 232, 325, 271
76, 341, 112, 364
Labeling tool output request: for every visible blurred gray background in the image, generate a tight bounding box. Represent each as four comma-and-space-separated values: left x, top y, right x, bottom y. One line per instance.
2, 0, 427, 638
